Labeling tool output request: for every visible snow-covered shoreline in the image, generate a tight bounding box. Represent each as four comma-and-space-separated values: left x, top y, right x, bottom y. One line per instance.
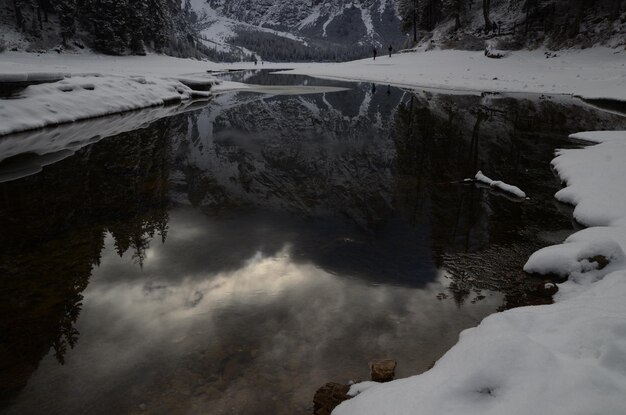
0, 53, 250, 136
282, 47, 626, 102
334, 131, 626, 415
0, 73, 213, 136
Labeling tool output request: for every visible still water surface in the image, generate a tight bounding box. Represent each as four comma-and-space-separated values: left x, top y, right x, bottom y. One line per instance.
1, 72, 625, 414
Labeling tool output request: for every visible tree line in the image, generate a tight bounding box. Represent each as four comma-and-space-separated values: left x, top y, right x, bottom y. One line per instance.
397, 0, 625, 43
8, 0, 211, 56
233, 30, 373, 62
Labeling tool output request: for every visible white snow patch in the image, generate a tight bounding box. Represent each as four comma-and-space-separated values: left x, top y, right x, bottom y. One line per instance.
357, 89, 373, 118
322, 10, 341, 37
359, 6, 375, 39
298, 5, 322, 29
378, 0, 389, 15
524, 239, 625, 278
347, 382, 378, 397
552, 131, 626, 227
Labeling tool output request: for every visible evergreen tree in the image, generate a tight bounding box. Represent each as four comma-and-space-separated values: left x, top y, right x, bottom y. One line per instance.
128, 0, 149, 55
398, 0, 418, 38
90, 0, 129, 54
57, 0, 77, 45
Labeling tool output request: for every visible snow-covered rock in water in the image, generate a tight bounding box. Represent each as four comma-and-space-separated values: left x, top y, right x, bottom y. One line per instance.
332, 131, 626, 415
475, 171, 527, 199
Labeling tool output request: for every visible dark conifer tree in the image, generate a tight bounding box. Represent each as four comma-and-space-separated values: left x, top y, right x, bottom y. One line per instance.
57, 0, 77, 45
90, 0, 129, 54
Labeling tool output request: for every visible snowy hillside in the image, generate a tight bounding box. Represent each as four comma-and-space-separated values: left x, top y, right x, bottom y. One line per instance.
190, 0, 405, 61
398, 0, 626, 51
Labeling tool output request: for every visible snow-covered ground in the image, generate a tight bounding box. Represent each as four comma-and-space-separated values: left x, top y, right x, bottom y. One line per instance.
283, 47, 626, 101
335, 131, 626, 415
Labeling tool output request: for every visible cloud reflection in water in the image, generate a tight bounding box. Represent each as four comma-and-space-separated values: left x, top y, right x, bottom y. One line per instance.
5, 207, 500, 415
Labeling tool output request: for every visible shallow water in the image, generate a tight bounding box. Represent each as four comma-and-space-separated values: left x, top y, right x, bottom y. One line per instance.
1, 72, 625, 414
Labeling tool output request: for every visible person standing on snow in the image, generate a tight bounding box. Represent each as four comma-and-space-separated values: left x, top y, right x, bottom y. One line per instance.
388, 45, 393, 57
373, 48, 377, 60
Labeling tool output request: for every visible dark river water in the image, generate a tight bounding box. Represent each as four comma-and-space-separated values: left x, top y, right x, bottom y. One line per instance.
1, 71, 625, 415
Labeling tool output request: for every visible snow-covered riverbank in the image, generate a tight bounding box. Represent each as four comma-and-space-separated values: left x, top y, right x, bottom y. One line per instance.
334, 130, 626, 415
0, 53, 251, 136
283, 47, 626, 102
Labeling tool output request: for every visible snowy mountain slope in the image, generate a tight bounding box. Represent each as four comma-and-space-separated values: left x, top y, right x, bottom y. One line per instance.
191, 0, 405, 61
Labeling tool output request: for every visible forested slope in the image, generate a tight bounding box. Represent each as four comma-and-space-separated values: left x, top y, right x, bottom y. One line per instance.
396, 0, 626, 50
0, 0, 211, 57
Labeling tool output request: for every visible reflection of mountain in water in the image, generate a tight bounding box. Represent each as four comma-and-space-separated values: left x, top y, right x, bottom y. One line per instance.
171, 87, 626, 303
0, 122, 171, 406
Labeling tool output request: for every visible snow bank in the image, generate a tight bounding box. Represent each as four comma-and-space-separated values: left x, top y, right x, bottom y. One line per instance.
475, 171, 527, 198
0, 53, 261, 136
283, 47, 626, 102
0, 74, 210, 136
551, 131, 626, 227
0, 52, 220, 78
334, 131, 626, 415
525, 130, 626, 286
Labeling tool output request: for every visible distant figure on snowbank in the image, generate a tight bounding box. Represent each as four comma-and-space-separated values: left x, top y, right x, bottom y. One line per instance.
373, 48, 377, 60
388, 45, 393, 57
254, 59, 258, 66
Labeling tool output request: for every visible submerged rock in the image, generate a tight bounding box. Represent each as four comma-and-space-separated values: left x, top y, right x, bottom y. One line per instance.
536, 282, 559, 298
313, 382, 351, 415
370, 359, 397, 382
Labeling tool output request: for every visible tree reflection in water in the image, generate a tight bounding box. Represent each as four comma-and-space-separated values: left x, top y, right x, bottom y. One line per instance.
0, 118, 172, 404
